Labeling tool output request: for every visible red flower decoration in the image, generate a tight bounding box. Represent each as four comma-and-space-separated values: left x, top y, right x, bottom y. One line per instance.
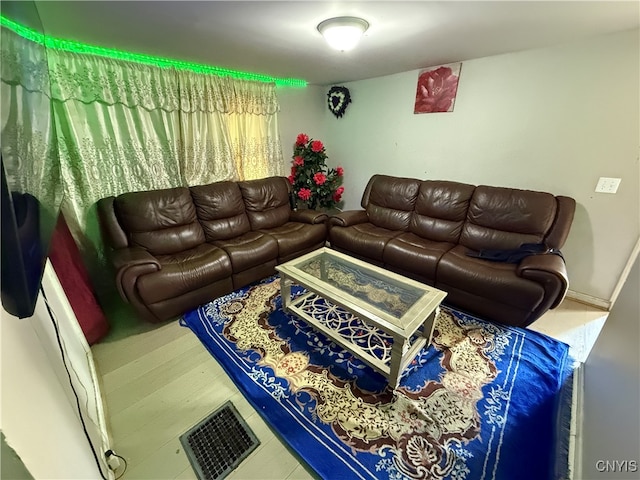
298, 188, 312, 201
290, 133, 343, 210
296, 133, 309, 145
313, 172, 327, 185
414, 66, 460, 114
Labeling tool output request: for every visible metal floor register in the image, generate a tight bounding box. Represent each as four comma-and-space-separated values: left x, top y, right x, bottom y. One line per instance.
180, 401, 260, 480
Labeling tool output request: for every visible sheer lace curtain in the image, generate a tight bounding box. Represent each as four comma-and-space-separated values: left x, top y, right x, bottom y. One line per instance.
48, 51, 184, 273
177, 71, 284, 183
0, 29, 62, 215
213, 77, 283, 180
1, 26, 284, 287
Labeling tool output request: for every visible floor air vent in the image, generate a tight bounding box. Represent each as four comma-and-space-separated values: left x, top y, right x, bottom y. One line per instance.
180, 401, 260, 480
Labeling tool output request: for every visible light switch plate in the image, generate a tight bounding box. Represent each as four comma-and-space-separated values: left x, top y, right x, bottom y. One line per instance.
595, 177, 621, 194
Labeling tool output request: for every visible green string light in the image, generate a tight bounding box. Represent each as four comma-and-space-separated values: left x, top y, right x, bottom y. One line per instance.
0, 15, 307, 87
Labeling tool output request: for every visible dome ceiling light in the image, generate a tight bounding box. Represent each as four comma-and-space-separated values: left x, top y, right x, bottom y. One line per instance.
317, 16, 369, 52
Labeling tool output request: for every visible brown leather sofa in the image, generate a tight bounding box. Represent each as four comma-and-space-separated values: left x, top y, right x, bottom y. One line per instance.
98, 176, 327, 323
328, 175, 576, 328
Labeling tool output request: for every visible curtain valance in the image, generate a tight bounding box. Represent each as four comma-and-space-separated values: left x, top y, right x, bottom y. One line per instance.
0, 28, 50, 94
1, 27, 280, 115
48, 50, 182, 111
178, 71, 279, 115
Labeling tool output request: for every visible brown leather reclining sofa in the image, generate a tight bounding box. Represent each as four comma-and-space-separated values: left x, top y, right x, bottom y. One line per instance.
98, 176, 327, 323
328, 175, 576, 328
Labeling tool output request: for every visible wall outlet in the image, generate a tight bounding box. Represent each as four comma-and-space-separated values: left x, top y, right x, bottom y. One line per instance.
595, 177, 621, 194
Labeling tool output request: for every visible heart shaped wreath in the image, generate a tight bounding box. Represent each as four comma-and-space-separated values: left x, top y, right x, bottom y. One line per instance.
327, 86, 352, 118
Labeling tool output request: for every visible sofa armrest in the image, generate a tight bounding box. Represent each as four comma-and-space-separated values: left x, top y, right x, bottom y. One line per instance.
517, 253, 568, 309
289, 209, 328, 224
329, 210, 368, 227
111, 247, 161, 303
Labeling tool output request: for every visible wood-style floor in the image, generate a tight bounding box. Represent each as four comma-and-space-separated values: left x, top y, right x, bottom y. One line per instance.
91, 297, 608, 480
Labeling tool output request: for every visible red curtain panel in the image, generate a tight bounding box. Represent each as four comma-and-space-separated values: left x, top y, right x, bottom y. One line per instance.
48, 214, 109, 345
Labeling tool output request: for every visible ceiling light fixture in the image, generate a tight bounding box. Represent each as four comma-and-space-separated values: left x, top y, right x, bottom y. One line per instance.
317, 16, 369, 52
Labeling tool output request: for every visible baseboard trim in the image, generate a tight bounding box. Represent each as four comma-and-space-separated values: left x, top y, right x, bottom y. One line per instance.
565, 290, 610, 311
569, 363, 585, 480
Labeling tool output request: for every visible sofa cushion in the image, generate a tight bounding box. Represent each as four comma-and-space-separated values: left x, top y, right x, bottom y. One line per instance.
238, 177, 290, 230
212, 231, 278, 274
363, 175, 420, 231
114, 187, 205, 256
437, 245, 545, 311
383, 233, 455, 284
190, 181, 251, 241
411, 181, 475, 243
460, 186, 558, 251
136, 244, 232, 304
260, 223, 327, 261
330, 223, 401, 262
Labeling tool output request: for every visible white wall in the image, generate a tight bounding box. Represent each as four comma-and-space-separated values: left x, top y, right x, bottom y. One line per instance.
277, 84, 329, 167
0, 262, 111, 480
315, 29, 639, 302
580, 256, 639, 479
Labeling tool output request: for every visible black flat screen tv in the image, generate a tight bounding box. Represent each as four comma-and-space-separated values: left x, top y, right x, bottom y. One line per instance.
1, 156, 49, 317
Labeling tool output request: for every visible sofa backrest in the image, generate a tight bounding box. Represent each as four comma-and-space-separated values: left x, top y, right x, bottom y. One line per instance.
114, 187, 205, 255
238, 176, 291, 230
411, 180, 476, 243
459, 185, 563, 251
97, 196, 128, 250
361, 175, 420, 231
190, 181, 251, 241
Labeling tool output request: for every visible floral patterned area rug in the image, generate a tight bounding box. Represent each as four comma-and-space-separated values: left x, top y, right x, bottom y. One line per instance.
180, 276, 573, 480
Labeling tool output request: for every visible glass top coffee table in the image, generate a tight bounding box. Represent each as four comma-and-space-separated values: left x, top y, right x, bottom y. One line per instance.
276, 247, 447, 388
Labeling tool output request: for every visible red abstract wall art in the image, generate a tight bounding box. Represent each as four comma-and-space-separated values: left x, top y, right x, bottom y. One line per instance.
414, 63, 462, 114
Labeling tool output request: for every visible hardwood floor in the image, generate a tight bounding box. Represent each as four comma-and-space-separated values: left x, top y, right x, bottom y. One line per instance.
91, 297, 607, 480
92, 316, 316, 480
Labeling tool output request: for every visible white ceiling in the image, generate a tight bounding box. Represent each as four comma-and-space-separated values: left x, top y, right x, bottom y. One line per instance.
30, 1, 640, 86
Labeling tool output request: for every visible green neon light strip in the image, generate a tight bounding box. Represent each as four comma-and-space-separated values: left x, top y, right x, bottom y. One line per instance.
0, 15, 307, 87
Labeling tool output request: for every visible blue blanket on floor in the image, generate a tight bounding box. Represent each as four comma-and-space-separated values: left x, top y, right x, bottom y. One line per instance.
181, 277, 573, 480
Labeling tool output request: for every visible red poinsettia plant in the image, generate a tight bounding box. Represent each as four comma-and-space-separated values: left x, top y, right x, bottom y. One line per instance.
288, 133, 344, 210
